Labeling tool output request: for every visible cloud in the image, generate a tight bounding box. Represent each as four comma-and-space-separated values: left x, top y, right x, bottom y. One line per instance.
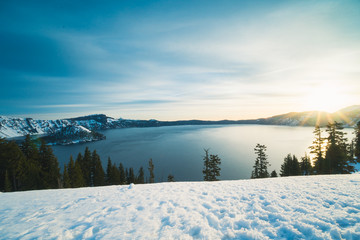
0, 0, 359, 119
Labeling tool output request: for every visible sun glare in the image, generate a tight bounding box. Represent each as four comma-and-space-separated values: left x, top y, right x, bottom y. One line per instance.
303, 84, 348, 113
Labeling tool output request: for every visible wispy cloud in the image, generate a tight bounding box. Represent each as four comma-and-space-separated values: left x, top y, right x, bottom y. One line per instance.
33, 104, 98, 109
1, 0, 359, 120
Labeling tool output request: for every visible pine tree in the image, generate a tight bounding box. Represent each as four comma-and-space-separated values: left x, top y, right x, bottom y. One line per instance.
119, 163, 126, 184
251, 144, 269, 178
21, 135, 39, 163
203, 149, 211, 181
106, 157, 113, 185
354, 121, 360, 163
137, 167, 145, 184
72, 158, 85, 188
148, 159, 155, 183
325, 122, 353, 174
92, 150, 105, 186
19, 136, 42, 190
38, 140, 60, 189
4, 170, 12, 192
125, 168, 129, 184
309, 125, 325, 174
67, 156, 75, 186
203, 149, 221, 181
300, 153, 312, 175
280, 154, 301, 176
270, 170, 278, 177
63, 164, 71, 188
280, 154, 292, 177
209, 154, 221, 181
80, 147, 92, 186
128, 167, 135, 184
111, 163, 121, 185
0, 139, 24, 191
291, 155, 301, 176
167, 174, 175, 182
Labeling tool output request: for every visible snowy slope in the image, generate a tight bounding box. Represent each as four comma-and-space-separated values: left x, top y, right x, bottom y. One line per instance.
1, 174, 359, 239
0, 116, 88, 138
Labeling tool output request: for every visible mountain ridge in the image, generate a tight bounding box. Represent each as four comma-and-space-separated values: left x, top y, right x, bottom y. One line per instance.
1, 105, 359, 143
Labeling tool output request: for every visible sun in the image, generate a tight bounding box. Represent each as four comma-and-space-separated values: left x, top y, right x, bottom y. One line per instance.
302, 84, 349, 113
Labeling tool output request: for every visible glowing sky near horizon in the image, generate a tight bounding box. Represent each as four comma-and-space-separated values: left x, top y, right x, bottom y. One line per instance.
1, 0, 359, 120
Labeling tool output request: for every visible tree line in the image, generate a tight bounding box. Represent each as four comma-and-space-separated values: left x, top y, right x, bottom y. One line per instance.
250, 121, 360, 179
0, 135, 60, 192
62, 148, 156, 188
2, 121, 360, 191
0, 135, 159, 192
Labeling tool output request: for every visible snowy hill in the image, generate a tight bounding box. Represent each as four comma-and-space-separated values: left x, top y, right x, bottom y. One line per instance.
1, 174, 359, 239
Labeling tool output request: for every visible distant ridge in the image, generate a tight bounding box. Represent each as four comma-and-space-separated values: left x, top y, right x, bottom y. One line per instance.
1, 105, 359, 142
255, 105, 360, 127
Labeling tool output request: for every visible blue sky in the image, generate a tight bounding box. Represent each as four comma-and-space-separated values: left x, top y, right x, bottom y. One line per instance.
1, 0, 359, 120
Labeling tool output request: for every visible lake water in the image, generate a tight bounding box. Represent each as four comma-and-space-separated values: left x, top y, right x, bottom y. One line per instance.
52, 125, 354, 182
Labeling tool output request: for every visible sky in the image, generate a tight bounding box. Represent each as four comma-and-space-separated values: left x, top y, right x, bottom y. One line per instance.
0, 0, 359, 120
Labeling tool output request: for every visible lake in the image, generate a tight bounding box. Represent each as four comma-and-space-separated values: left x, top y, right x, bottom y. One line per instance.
52, 124, 355, 182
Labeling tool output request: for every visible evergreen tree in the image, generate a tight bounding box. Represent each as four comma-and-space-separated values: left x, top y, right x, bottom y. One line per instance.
300, 153, 312, 175
0, 139, 24, 191
92, 150, 105, 186
148, 159, 155, 183
209, 154, 221, 181
354, 121, 360, 162
203, 149, 211, 181
137, 167, 145, 184
80, 147, 92, 186
38, 140, 60, 189
125, 168, 129, 184
270, 170, 278, 177
291, 155, 301, 176
280, 154, 301, 176
63, 164, 71, 188
111, 163, 121, 185
202, 149, 221, 181
106, 157, 113, 185
19, 135, 42, 190
325, 122, 353, 174
67, 156, 75, 185
127, 167, 135, 184
251, 144, 269, 178
309, 125, 325, 174
20, 135, 39, 163
76, 153, 83, 167
280, 154, 292, 177
119, 163, 126, 184
167, 174, 175, 182
72, 158, 85, 188
4, 170, 12, 192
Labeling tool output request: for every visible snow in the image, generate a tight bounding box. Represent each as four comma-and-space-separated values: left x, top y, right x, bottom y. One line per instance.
0, 175, 359, 239
0, 116, 95, 139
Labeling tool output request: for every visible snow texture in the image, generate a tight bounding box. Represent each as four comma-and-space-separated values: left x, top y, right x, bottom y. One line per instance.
0, 174, 359, 239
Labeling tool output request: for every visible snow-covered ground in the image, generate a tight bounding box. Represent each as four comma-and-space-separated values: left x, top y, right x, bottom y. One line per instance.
1, 175, 359, 239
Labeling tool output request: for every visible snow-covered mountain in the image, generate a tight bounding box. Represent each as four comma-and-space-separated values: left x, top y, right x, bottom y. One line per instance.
1, 174, 359, 239
0, 115, 78, 138
1, 105, 359, 141
0, 115, 110, 144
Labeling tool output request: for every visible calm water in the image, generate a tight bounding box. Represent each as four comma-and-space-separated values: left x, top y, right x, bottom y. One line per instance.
52, 125, 354, 181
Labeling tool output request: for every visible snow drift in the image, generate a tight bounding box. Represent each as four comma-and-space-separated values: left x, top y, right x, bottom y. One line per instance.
0, 174, 359, 239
